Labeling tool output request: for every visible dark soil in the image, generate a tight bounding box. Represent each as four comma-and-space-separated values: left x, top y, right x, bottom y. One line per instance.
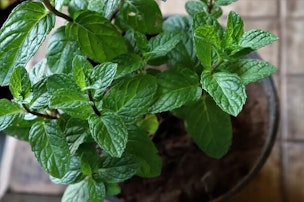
119, 81, 272, 202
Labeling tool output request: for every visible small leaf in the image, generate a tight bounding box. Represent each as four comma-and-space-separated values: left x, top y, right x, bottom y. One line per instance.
66, 11, 127, 63
93, 154, 139, 183
103, 75, 157, 124
47, 26, 81, 74
194, 25, 221, 49
29, 121, 70, 178
105, 183, 121, 195
201, 71, 246, 116
88, 178, 106, 202
117, 0, 163, 34
220, 59, 277, 84
224, 11, 244, 47
62, 180, 89, 202
124, 30, 149, 54
88, 113, 128, 158
0, 2, 55, 85
150, 67, 202, 113
136, 114, 159, 136
0, 99, 24, 131
185, 1, 208, 17
50, 89, 92, 119
112, 53, 144, 79
239, 29, 279, 50
178, 95, 232, 158
193, 12, 223, 34
9, 66, 31, 100
126, 127, 161, 177
215, 0, 237, 6
72, 56, 90, 90
29, 59, 47, 85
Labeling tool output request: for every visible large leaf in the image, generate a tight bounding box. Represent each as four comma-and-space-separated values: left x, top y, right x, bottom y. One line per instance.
150, 68, 202, 113
103, 75, 157, 124
46, 26, 81, 74
201, 71, 246, 116
93, 155, 139, 183
0, 99, 24, 131
88, 113, 128, 158
117, 0, 163, 34
66, 11, 127, 63
88, 178, 106, 202
239, 29, 278, 50
62, 180, 89, 202
126, 127, 161, 177
29, 121, 70, 178
180, 95, 232, 158
9, 66, 31, 100
0, 2, 55, 86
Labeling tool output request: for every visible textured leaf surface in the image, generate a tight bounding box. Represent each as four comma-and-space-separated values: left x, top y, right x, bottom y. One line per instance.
112, 53, 143, 79
29, 121, 70, 178
62, 180, 89, 202
201, 71, 246, 116
239, 29, 278, 50
88, 178, 106, 202
67, 11, 127, 63
185, 1, 207, 16
0, 2, 54, 85
9, 66, 31, 100
0, 99, 24, 131
89, 113, 128, 157
224, 11, 244, 47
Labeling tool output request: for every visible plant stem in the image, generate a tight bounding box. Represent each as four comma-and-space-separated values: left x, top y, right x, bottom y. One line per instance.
42, 0, 73, 22
208, 0, 214, 14
88, 90, 102, 117
22, 104, 58, 119
211, 60, 223, 73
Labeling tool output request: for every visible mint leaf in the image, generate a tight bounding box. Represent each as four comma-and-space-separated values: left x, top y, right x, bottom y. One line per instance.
88, 178, 106, 202
102, 0, 120, 18
194, 25, 222, 50
144, 32, 183, 60
0, 99, 24, 131
124, 30, 150, 54
103, 75, 157, 124
47, 26, 81, 74
0, 2, 55, 85
201, 71, 246, 116
62, 180, 89, 202
29, 121, 70, 178
93, 154, 139, 183
72, 56, 89, 90
150, 67, 202, 113
67, 11, 127, 63
224, 11, 244, 47
220, 59, 277, 84
117, 0, 162, 34
105, 183, 121, 195
9, 66, 31, 100
88, 113, 128, 158
4, 118, 36, 141
215, 0, 237, 6
29, 78, 50, 110
29, 59, 47, 85
112, 53, 144, 79
193, 12, 222, 34
47, 74, 80, 94
136, 114, 159, 135
50, 89, 92, 119
180, 95, 232, 158
126, 127, 161, 177
185, 1, 208, 17
239, 29, 279, 50
87, 62, 117, 99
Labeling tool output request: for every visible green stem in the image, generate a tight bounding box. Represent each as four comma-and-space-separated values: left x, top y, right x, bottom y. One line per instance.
42, 0, 73, 22
88, 90, 102, 117
22, 104, 58, 119
211, 60, 223, 73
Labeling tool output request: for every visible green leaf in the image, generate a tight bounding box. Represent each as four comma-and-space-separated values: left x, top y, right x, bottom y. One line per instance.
239, 29, 279, 50
29, 59, 47, 85
126, 127, 161, 177
103, 75, 157, 124
215, 0, 237, 6
54, 0, 65, 10
0, 99, 24, 131
93, 154, 139, 183
185, 1, 208, 17
112, 53, 144, 79
4, 118, 35, 141
224, 11, 244, 47
194, 25, 222, 49
66, 11, 127, 63
194, 33, 212, 69
72, 57, 88, 90
87, 62, 117, 99
102, 0, 120, 18
136, 114, 159, 135
193, 12, 223, 33
9, 66, 31, 100
47, 26, 81, 74
124, 30, 149, 54
50, 89, 92, 119
179, 95, 232, 158
62, 180, 89, 202
105, 183, 121, 195
51, 155, 85, 184
201, 71, 246, 116
117, 0, 163, 34
88, 113, 128, 158
144, 32, 183, 60
0, 2, 55, 85
29, 78, 50, 110
150, 68, 202, 113
29, 121, 70, 178
220, 59, 277, 84
88, 178, 106, 202
163, 15, 192, 32
47, 74, 80, 94
78, 143, 100, 175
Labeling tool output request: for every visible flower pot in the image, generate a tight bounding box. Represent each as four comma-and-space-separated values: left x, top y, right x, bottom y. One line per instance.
118, 54, 279, 202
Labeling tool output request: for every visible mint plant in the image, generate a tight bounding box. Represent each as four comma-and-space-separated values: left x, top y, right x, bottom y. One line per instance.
0, 0, 278, 201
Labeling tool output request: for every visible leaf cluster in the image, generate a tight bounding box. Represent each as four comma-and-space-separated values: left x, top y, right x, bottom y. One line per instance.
0, 0, 278, 201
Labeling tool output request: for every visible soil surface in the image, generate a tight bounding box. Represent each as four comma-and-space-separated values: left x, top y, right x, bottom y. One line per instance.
119, 81, 272, 202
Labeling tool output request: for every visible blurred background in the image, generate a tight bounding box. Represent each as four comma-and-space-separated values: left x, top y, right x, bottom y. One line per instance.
0, 0, 303, 201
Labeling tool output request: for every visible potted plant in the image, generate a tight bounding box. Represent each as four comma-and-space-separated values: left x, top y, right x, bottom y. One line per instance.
0, 0, 279, 201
